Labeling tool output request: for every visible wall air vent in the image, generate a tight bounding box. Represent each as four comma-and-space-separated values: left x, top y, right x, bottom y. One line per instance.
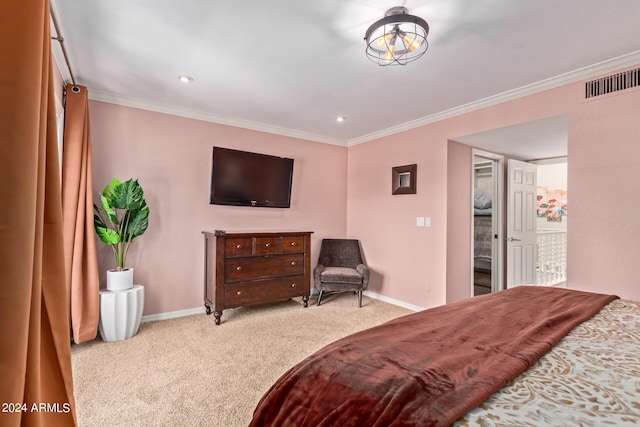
585, 67, 640, 98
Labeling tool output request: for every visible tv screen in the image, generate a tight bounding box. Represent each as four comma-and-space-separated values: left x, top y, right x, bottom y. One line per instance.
210, 147, 294, 208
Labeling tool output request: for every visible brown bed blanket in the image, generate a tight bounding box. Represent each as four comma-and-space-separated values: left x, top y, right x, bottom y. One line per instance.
250, 286, 618, 427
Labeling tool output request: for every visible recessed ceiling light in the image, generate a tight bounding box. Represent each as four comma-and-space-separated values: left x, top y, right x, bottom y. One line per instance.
336, 116, 346, 122
178, 75, 193, 83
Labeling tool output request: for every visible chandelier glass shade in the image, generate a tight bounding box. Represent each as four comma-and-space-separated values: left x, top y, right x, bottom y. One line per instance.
364, 6, 429, 66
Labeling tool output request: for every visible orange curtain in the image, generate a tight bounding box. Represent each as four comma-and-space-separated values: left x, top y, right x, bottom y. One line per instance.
62, 84, 99, 344
0, 1, 77, 426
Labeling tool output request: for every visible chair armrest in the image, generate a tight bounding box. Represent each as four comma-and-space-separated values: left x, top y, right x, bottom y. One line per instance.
356, 264, 370, 289
313, 264, 325, 288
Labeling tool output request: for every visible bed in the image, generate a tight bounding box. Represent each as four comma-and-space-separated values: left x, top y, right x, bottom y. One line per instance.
250, 286, 640, 426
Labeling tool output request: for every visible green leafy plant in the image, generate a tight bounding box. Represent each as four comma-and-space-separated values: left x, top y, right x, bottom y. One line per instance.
93, 178, 150, 270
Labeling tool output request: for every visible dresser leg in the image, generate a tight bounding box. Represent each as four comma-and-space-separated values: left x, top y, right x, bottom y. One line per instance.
302, 295, 309, 308
205, 304, 212, 315
214, 311, 222, 325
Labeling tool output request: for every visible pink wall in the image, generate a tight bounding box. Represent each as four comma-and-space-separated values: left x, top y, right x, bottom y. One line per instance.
347, 129, 448, 307
89, 101, 347, 315
348, 64, 640, 308
89, 63, 640, 316
348, 86, 576, 309
446, 141, 471, 303
569, 87, 640, 299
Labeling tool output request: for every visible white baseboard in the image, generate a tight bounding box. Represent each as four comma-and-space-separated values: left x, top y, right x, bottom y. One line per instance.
141, 306, 206, 323
141, 292, 422, 323
363, 291, 424, 312
315, 288, 424, 312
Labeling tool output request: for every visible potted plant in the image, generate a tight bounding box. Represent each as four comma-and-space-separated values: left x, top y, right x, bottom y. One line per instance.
94, 178, 150, 291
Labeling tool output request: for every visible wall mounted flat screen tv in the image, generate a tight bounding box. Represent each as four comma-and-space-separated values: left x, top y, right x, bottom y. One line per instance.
210, 146, 294, 208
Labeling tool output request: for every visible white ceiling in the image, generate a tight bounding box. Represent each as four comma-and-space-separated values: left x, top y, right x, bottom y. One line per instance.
452, 115, 568, 160
50, 0, 640, 152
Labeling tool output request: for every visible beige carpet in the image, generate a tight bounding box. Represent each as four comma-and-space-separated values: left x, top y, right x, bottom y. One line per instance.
71, 293, 411, 426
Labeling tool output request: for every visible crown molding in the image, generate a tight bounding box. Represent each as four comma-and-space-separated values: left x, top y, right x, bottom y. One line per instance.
84, 51, 640, 149
88, 91, 348, 147
347, 50, 640, 146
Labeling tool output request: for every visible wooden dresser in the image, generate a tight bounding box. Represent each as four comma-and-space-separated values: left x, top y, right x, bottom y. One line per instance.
203, 230, 313, 324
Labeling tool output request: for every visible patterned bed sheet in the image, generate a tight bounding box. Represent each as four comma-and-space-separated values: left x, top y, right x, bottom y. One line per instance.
455, 299, 640, 426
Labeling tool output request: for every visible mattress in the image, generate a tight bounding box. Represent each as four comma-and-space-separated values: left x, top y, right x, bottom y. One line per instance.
457, 298, 640, 425
250, 287, 634, 426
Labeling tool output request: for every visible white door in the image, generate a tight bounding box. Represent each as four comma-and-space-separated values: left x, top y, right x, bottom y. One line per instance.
506, 159, 537, 288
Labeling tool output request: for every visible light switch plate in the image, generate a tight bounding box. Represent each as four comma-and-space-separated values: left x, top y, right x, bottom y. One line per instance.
425, 217, 431, 227
416, 217, 425, 227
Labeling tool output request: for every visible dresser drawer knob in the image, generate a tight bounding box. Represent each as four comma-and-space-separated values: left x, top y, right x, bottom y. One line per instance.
290, 241, 297, 246
291, 283, 296, 288
236, 291, 242, 296
290, 261, 296, 266
236, 266, 242, 271
236, 244, 242, 249
265, 243, 271, 247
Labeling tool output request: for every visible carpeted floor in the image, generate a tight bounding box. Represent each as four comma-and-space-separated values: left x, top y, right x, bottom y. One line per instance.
71, 293, 412, 426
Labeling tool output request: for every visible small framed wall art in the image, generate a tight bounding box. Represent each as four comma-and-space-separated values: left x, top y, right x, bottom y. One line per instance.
392, 164, 417, 195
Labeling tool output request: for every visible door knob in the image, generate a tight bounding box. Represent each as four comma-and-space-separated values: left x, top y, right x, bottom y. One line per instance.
507, 237, 521, 242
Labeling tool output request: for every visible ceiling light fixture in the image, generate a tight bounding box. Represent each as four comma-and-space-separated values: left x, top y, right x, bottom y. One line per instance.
178, 75, 193, 83
336, 116, 346, 122
364, 6, 429, 66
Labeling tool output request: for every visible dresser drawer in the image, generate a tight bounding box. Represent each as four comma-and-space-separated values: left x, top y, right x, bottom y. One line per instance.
224, 254, 304, 282
282, 235, 305, 253
224, 275, 307, 307
204, 230, 313, 325
224, 237, 253, 256
255, 236, 281, 255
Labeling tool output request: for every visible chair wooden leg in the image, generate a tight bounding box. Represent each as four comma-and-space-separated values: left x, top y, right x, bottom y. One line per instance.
317, 290, 324, 306
358, 290, 362, 308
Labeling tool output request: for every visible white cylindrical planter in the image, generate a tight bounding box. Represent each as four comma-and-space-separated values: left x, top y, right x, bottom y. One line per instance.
99, 285, 144, 342
106, 268, 134, 291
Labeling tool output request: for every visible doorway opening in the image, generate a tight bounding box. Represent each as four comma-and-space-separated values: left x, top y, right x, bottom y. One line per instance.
471, 150, 503, 296
453, 114, 568, 297
532, 158, 567, 286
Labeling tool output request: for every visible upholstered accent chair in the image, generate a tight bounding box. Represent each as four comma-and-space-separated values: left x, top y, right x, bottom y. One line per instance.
314, 239, 370, 307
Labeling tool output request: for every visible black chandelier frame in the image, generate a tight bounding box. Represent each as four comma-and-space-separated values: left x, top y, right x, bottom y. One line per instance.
364, 7, 429, 66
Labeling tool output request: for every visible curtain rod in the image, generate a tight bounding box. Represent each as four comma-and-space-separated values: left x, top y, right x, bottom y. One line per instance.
50, 5, 80, 93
